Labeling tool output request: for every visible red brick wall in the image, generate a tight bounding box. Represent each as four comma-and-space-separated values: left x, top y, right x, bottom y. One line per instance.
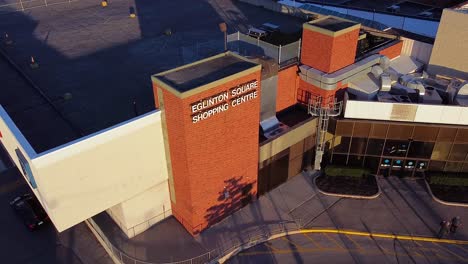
301, 28, 359, 73
276, 65, 298, 112
157, 70, 261, 235
378, 40, 403, 60
297, 79, 347, 106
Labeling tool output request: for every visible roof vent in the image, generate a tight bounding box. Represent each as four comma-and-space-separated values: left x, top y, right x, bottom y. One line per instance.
387, 5, 400, 13
419, 11, 433, 17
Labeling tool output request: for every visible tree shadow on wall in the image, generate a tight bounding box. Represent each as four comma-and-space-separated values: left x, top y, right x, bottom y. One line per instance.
204, 176, 254, 227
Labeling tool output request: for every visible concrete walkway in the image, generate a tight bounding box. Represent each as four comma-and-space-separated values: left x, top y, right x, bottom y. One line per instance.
95, 172, 468, 263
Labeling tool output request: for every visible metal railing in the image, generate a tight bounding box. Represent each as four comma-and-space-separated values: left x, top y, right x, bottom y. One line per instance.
107, 208, 173, 239
227, 32, 301, 66
87, 215, 299, 264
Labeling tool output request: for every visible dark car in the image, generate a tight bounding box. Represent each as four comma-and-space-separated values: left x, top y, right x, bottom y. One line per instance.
10, 194, 49, 230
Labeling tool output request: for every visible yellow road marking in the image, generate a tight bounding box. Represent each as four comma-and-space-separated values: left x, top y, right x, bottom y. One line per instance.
299, 229, 468, 245
304, 233, 324, 249
324, 233, 345, 249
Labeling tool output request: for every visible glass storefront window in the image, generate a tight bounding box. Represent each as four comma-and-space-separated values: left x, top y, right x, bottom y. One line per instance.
381, 158, 391, 167
445, 162, 463, 172
335, 121, 353, 136
383, 140, 409, 157
437, 127, 457, 142
352, 122, 371, 138
331, 154, 347, 166
412, 126, 438, 142
448, 144, 468, 161
350, 137, 367, 155
348, 155, 364, 167
387, 125, 413, 140
431, 142, 452, 160
333, 136, 351, 153
370, 123, 388, 138
364, 157, 380, 173
392, 159, 403, 168
455, 129, 468, 143
366, 139, 384, 156
405, 160, 416, 169
417, 161, 427, 170
408, 141, 434, 159
429, 161, 445, 172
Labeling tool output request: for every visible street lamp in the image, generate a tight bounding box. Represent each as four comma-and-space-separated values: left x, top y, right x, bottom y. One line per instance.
219, 22, 227, 52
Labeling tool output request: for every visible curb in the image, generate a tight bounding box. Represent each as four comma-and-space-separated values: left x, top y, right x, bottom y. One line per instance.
313, 175, 381, 200
216, 227, 468, 263
85, 220, 122, 264
423, 179, 468, 208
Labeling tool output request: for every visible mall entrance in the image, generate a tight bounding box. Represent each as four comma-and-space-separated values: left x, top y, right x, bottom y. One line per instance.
377, 157, 428, 178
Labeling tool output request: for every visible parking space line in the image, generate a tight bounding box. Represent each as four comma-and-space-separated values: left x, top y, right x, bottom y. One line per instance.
304, 233, 324, 249
281, 237, 307, 250
264, 242, 281, 252
324, 233, 345, 249
410, 241, 453, 260
345, 234, 363, 250
432, 242, 468, 262
455, 244, 468, 254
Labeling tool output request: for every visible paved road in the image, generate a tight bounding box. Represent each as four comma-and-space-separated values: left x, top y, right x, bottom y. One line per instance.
0, 148, 113, 264
228, 232, 468, 264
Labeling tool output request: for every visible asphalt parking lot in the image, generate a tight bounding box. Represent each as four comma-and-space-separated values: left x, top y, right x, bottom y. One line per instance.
0, 146, 112, 264
229, 231, 468, 264
0, 0, 304, 153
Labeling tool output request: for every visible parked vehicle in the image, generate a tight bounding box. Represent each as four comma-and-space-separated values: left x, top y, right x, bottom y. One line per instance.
10, 193, 49, 230
259, 23, 280, 34
247, 27, 268, 39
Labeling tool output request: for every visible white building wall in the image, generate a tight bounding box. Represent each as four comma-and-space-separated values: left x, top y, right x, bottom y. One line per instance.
107, 180, 171, 238
0, 106, 41, 198
27, 111, 170, 232
401, 37, 433, 65
345, 100, 468, 125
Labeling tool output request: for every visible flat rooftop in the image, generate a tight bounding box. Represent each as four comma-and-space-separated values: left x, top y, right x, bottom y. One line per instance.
155, 53, 257, 93
308, 17, 358, 32
0, 0, 304, 152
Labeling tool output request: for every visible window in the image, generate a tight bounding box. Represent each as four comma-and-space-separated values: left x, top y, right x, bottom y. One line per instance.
333, 136, 351, 153
331, 154, 347, 166
437, 127, 457, 142
370, 123, 388, 138
448, 144, 468, 161
455, 129, 468, 143
381, 158, 392, 167
383, 140, 409, 157
431, 142, 452, 160
348, 155, 364, 167
15, 149, 36, 188
366, 139, 385, 156
352, 122, 371, 138
412, 126, 438, 142
408, 141, 434, 159
350, 137, 367, 155
429, 161, 445, 172
335, 121, 353, 136
387, 125, 413, 140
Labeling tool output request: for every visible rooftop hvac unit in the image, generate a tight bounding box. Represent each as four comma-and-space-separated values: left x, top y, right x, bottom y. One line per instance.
419, 11, 433, 17
387, 5, 400, 13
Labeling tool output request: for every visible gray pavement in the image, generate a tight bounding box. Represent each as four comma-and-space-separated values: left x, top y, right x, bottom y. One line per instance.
228, 232, 468, 264
94, 171, 468, 263
0, 0, 304, 153
0, 146, 113, 264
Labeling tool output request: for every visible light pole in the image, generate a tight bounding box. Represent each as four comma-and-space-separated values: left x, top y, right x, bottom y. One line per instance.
219, 22, 227, 52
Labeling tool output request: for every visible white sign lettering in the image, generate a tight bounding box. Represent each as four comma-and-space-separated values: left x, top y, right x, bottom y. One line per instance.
191, 80, 258, 123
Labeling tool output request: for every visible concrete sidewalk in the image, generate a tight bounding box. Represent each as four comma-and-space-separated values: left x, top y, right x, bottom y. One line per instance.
94, 172, 468, 263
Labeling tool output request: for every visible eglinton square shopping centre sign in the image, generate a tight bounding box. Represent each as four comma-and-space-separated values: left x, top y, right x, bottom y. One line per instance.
191, 80, 259, 123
